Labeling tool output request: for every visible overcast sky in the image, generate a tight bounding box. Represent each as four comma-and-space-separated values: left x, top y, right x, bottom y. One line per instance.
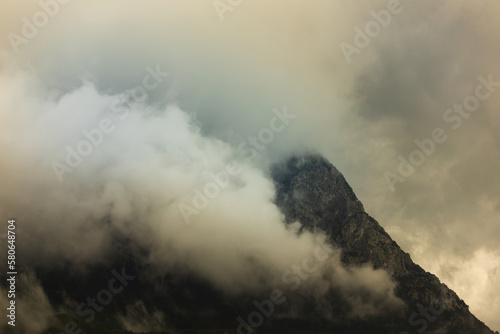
0, 0, 499, 332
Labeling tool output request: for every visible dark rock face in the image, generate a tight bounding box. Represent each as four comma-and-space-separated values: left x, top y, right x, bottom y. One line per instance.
271, 154, 494, 334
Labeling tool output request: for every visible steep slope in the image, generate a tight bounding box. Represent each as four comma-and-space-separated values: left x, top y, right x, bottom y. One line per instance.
271, 154, 494, 334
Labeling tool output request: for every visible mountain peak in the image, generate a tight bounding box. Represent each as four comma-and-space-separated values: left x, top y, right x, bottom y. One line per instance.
271, 154, 494, 334
272, 154, 364, 233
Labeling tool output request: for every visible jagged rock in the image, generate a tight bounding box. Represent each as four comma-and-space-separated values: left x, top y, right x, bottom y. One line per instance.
271, 154, 494, 334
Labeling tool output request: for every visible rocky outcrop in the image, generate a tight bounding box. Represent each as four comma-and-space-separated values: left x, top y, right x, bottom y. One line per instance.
271, 154, 493, 334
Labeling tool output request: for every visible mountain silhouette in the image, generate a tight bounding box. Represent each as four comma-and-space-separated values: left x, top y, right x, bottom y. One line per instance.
271, 154, 494, 334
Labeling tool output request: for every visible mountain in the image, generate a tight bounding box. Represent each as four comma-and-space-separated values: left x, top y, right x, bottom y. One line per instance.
271, 154, 494, 334
35, 154, 495, 334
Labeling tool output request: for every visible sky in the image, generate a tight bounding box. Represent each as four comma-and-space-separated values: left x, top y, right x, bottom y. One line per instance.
0, 0, 499, 332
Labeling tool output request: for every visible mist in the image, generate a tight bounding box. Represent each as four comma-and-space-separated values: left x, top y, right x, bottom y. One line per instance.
0, 0, 499, 332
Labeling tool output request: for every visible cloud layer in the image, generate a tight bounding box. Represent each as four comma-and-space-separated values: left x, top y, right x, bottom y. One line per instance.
0, 71, 402, 332
0, 0, 499, 331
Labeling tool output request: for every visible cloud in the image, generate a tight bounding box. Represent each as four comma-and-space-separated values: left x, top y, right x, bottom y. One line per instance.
0, 269, 56, 334
0, 0, 499, 330
117, 301, 167, 333
0, 70, 401, 329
